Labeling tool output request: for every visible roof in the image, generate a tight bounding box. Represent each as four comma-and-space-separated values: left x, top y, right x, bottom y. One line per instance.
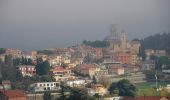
50, 67, 71, 72
0, 90, 25, 98
122, 96, 170, 100
2, 80, 11, 85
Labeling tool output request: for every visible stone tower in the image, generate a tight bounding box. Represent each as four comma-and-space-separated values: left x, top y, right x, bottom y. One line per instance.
120, 30, 127, 52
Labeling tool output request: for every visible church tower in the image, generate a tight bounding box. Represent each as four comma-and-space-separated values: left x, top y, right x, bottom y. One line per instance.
109, 24, 117, 47
120, 30, 127, 52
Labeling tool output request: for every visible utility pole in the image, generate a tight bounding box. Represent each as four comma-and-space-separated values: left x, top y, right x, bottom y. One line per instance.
155, 71, 158, 91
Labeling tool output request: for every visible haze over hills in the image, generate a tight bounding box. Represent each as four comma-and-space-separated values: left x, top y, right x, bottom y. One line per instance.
0, 0, 170, 50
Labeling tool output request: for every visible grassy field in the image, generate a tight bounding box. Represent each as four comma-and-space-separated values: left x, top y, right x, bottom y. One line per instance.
135, 82, 167, 96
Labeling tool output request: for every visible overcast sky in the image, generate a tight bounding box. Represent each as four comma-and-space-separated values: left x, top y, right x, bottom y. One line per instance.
0, 0, 170, 50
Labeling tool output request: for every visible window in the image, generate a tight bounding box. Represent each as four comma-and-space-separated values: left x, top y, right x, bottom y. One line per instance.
47, 84, 49, 86
40, 84, 42, 87
51, 84, 53, 86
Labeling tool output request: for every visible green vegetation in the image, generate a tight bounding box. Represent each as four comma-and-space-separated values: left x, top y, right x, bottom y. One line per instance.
136, 82, 157, 96
140, 32, 170, 59
0, 48, 6, 54
60, 62, 68, 68
82, 40, 109, 48
36, 58, 51, 75
109, 79, 137, 97
68, 87, 95, 100
43, 91, 52, 100
1, 55, 22, 82
13, 57, 34, 66
37, 50, 54, 55
135, 82, 170, 96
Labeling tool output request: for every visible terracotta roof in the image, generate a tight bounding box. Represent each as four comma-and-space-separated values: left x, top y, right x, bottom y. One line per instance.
0, 90, 25, 98
2, 80, 11, 85
50, 67, 71, 72
122, 96, 170, 100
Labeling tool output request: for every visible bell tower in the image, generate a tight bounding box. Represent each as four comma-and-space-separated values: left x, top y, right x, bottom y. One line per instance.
120, 30, 127, 52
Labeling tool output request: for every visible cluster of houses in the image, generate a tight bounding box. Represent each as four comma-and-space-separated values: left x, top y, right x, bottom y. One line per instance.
0, 31, 144, 96
1, 31, 170, 99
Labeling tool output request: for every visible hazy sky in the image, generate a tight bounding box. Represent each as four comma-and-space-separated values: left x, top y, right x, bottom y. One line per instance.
0, 0, 170, 50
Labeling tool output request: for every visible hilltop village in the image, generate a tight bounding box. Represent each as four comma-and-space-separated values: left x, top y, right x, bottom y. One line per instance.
0, 30, 170, 100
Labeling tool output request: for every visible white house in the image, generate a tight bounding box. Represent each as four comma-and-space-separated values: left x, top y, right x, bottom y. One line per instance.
31, 82, 60, 92
66, 79, 86, 87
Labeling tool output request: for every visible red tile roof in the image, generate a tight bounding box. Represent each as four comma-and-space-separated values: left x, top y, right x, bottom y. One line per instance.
0, 90, 25, 98
122, 96, 170, 100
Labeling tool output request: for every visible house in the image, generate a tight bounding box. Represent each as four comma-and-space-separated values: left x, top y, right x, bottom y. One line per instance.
50, 67, 73, 81
141, 60, 155, 70
87, 84, 107, 96
0, 80, 11, 90
0, 90, 26, 100
66, 79, 86, 87
145, 49, 154, 60
104, 62, 124, 75
108, 66, 125, 75
30, 82, 60, 92
114, 52, 138, 65
18, 65, 36, 77
0, 54, 5, 62
74, 64, 98, 77
155, 50, 166, 57
5, 48, 22, 58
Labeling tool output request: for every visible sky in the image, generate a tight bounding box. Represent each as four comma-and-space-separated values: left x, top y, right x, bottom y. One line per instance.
0, 0, 170, 51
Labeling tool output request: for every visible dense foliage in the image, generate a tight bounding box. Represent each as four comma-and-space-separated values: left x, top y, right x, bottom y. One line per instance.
36, 58, 51, 75
109, 79, 137, 97
82, 40, 109, 48
0, 55, 23, 82
43, 91, 52, 100
68, 87, 95, 100
0, 48, 6, 54
140, 32, 170, 58
37, 50, 54, 55
13, 57, 34, 66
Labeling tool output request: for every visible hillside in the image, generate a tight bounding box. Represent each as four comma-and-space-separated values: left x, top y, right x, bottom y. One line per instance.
140, 32, 170, 58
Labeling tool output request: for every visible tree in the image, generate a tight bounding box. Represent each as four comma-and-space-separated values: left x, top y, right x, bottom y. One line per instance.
60, 62, 68, 68
5, 55, 13, 65
98, 76, 111, 88
94, 93, 101, 100
68, 87, 95, 100
37, 50, 54, 55
57, 84, 66, 100
108, 82, 119, 96
116, 79, 137, 97
2, 55, 17, 82
40, 75, 55, 82
27, 58, 33, 65
109, 79, 137, 97
43, 91, 52, 100
16, 70, 23, 81
82, 40, 109, 48
92, 76, 97, 84
13, 58, 21, 66
140, 32, 170, 55
0, 48, 5, 54
36, 58, 50, 76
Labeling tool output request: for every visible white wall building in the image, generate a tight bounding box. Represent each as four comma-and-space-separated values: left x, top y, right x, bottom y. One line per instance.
66, 79, 86, 87
31, 82, 60, 92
